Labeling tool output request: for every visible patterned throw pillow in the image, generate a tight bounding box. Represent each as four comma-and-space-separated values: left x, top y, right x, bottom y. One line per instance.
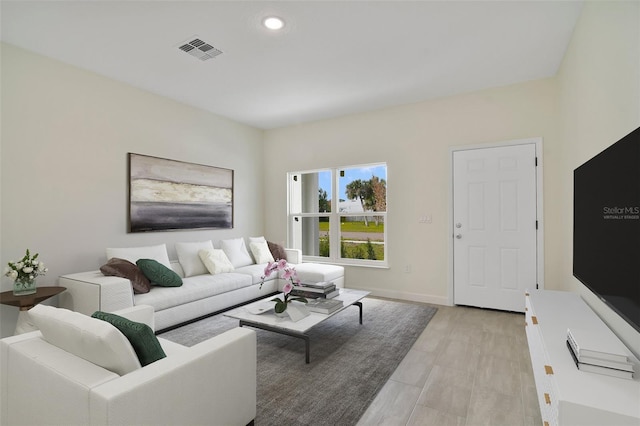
198, 249, 235, 275
92, 311, 166, 367
249, 241, 275, 264
136, 259, 183, 287
100, 257, 151, 294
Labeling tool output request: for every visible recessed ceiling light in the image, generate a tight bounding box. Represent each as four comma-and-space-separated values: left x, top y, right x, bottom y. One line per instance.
263, 16, 285, 31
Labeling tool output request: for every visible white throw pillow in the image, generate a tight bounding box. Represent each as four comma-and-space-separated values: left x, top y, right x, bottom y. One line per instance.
175, 240, 213, 277
220, 238, 254, 268
248, 236, 267, 262
249, 241, 275, 264
29, 305, 141, 376
198, 249, 235, 274
106, 244, 172, 269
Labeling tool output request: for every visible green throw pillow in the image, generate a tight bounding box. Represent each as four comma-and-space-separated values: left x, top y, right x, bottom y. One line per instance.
91, 311, 166, 367
136, 258, 183, 287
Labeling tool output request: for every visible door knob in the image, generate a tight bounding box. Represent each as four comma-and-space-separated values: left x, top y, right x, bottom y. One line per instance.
455, 234, 462, 239
455, 223, 462, 228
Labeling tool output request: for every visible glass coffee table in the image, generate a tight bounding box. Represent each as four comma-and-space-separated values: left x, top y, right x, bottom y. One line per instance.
224, 288, 370, 363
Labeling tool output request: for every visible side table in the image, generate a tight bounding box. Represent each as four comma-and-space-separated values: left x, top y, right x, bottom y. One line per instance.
0, 286, 66, 334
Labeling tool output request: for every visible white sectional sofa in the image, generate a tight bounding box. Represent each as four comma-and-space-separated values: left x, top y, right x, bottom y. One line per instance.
58, 239, 345, 332
0, 304, 257, 426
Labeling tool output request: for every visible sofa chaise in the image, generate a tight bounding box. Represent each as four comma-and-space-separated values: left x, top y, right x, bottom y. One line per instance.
58, 238, 345, 331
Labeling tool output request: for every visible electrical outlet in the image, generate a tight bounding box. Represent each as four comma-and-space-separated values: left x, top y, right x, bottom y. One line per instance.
404, 265, 411, 273
418, 214, 432, 223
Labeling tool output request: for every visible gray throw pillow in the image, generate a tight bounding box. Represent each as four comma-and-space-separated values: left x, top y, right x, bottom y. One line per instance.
267, 241, 287, 261
100, 257, 151, 294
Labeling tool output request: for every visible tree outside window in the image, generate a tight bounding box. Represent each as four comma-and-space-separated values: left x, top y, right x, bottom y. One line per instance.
288, 164, 387, 266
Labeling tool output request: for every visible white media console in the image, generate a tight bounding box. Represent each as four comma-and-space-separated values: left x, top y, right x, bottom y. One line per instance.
525, 290, 640, 426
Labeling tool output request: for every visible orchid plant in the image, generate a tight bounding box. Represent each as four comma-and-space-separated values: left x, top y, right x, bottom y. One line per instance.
260, 259, 307, 313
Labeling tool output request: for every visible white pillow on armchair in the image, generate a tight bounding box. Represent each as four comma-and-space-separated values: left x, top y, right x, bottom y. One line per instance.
29, 305, 141, 376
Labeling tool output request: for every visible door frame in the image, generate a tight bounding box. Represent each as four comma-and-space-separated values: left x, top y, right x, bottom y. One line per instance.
448, 137, 545, 306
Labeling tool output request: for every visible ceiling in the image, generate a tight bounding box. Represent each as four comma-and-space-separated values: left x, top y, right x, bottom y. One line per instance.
1, 1, 584, 129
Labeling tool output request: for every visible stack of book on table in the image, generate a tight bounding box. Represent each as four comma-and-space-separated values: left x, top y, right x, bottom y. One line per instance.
566, 328, 634, 379
290, 281, 340, 299
305, 298, 344, 314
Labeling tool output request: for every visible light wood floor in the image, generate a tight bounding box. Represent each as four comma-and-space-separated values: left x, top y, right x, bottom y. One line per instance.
357, 303, 542, 426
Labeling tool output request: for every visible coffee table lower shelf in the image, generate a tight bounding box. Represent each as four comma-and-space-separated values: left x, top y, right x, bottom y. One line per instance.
238, 301, 362, 364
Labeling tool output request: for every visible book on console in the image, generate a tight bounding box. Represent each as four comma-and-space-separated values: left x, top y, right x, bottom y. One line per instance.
566, 340, 633, 379
577, 354, 635, 371
306, 298, 343, 314
567, 331, 634, 371
567, 328, 630, 363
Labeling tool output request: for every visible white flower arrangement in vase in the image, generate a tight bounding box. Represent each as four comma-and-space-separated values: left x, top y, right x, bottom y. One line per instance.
5, 249, 48, 295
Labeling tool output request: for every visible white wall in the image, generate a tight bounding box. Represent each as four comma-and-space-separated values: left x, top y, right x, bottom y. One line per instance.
2, 1, 637, 353
556, 1, 640, 356
0, 43, 264, 336
263, 0, 640, 357
263, 78, 560, 304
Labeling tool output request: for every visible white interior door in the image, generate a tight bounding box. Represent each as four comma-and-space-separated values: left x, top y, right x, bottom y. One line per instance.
453, 144, 537, 312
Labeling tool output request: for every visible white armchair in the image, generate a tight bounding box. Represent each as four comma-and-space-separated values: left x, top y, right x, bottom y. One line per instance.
0, 305, 256, 426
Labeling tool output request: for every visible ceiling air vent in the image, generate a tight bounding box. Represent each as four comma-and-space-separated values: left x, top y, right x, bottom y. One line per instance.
178, 38, 223, 61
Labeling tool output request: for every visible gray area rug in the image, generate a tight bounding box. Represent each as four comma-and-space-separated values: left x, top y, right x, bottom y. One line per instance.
159, 297, 437, 426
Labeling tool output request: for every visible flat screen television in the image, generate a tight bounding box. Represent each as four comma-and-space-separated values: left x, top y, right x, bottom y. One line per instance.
573, 126, 640, 332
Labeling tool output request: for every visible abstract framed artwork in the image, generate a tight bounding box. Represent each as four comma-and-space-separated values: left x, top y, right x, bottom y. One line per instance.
128, 153, 233, 232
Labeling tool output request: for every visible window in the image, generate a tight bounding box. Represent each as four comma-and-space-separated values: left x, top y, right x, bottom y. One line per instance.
288, 163, 387, 267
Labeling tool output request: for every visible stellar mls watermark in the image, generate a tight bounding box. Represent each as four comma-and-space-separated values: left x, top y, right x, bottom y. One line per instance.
603, 206, 640, 220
